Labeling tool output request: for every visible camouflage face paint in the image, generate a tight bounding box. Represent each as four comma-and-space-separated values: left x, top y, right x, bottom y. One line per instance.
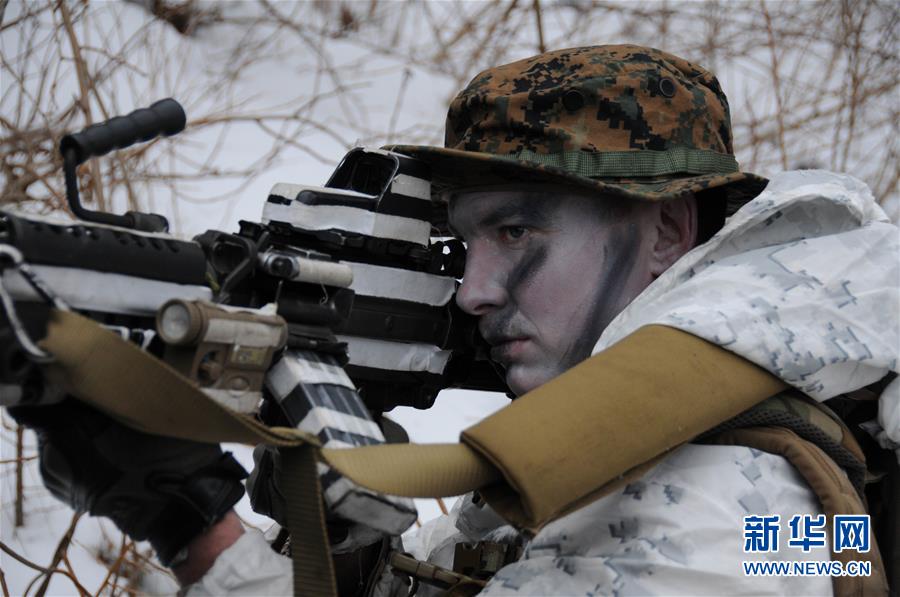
559, 223, 641, 371
476, 242, 550, 364
450, 187, 652, 395
504, 243, 549, 300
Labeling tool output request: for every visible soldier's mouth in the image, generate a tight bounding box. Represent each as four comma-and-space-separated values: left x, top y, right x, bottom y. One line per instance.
489, 337, 530, 364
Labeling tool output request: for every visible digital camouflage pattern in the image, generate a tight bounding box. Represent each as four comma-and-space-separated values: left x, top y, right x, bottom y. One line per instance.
702, 389, 868, 494
388, 45, 767, 207
593, 169, 899, 405
408, 443, 831, 597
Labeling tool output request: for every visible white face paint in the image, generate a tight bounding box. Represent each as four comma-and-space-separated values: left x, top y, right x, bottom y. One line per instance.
449, 187, 654, 396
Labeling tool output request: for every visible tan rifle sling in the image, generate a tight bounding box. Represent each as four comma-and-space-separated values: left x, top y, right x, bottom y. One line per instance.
39, 309, 789, 597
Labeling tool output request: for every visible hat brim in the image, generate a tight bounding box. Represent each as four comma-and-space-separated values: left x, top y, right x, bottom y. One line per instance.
386, 144, 768, 206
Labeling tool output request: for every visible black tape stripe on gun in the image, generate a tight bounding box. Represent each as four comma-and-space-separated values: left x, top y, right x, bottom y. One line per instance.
266, 349, 418, 535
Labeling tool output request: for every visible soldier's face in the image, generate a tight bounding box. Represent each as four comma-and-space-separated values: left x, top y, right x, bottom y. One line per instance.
449, 187, 654, 396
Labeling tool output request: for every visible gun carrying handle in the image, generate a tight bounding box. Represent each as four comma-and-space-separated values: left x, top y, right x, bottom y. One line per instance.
60, 98, 185, 233
60, 98, 185, 165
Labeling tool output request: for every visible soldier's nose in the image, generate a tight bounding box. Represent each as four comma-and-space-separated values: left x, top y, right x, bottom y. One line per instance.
456, 244, 508, 316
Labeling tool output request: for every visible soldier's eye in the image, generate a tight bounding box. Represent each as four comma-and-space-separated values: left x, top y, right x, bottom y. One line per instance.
500, 226, 528, 241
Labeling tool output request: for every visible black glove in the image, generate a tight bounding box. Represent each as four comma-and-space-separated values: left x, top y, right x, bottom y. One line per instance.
247, 415, 411, 549
8, 397, 247, 566
246, 443, 287, 526
247, 443, 369, 548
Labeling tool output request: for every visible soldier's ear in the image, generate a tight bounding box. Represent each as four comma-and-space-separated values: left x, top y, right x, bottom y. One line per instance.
649, 194, 697, 277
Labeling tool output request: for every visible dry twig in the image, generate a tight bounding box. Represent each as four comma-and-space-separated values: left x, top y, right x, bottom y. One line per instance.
0, 539, 90, 597
14, 424, 24, 527
34, 511, 83, 597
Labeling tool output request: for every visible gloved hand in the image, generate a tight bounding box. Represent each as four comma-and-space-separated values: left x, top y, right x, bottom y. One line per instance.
248, 443, 386, 551
246, 443, 287, 527
247, 414, 412, 553
8, 397, 247, 566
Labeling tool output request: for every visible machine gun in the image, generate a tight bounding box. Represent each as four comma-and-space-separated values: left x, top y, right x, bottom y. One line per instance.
0, 98, 505, 541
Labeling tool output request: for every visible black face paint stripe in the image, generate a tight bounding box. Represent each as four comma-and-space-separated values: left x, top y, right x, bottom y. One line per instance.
560, 224, 641, 370
478, 241, 549, 351
506, 242, 549, 298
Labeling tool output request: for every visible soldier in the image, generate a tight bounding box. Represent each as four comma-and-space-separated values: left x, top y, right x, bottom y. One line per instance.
15, 45, 897, 595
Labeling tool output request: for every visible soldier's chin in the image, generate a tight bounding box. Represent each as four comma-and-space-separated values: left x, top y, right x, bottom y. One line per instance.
504, 364, 553, 397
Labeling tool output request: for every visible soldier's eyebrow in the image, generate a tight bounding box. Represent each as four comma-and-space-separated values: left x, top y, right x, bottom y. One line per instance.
447, 193, 556, 238
476, 200, 553, 230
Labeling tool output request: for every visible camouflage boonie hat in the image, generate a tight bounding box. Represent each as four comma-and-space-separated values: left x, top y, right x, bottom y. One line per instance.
388, 44, 767, 208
